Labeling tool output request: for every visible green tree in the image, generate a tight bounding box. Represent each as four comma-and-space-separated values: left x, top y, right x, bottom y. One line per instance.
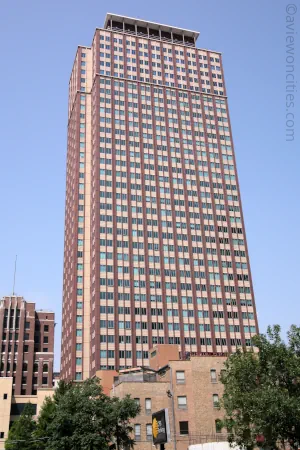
34, 396, 56, 449
5, 403, 36, 450
34, 380, 73, 448
107, 395, 140, 450
220, 325, 300, 450
43, 377, 140, 450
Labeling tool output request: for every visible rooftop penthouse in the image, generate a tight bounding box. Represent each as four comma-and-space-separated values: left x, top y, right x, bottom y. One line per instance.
104, 13, 199, 47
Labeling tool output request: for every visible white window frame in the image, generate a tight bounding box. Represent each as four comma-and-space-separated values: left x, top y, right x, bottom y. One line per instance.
177, 395, 187, 409
176, 370, 185, 384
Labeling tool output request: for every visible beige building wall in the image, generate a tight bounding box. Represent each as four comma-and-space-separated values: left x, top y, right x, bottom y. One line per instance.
112, 380, 171, 450
36, 388, 55, 416
112, 355, 226, 450
0, 378, 13, 449
82, 47, 92, 380
0, 378, 54, 450
191, 357, 225, 437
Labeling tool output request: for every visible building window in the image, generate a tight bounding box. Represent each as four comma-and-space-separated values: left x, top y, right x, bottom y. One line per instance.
215, 419, 222, 433
179, 421, 189, 435
11, 403, 37, 416
43, 363, 48, 373
213, 394, 219, 407
0, 432, 4, 438
3, 394, 7, 400
22, 377, 27, 385
43, 348, 48, 352
134, 424, 141, 441
44, 325, 49, 332
145, 398, 151, 414
177, 396, 187, 409
22, 362, 28, 371
146, 424, 152, 441
33, 377, 38, 385
25, 322, 30, 329
33, 363, 38, 372
43, 336, 48, 344
24, 345, 29, 353
134, 398, 140, 406
42, 377, 48, 385
75, 372, 82, 380
176, 371, 185, 384
210, 369, 217, 383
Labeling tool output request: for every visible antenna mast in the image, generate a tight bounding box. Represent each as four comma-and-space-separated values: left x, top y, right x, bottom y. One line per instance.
12, 255, 17, 295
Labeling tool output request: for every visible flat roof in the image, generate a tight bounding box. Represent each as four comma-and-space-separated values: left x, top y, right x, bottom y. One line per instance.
104, 13, 200, 41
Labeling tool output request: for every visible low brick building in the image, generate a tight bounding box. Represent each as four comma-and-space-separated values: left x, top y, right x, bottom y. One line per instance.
111, 345, 227, 450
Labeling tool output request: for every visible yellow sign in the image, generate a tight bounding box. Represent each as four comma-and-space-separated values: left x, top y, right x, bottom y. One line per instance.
152, 417, 159, 439
152, 409, 169, 445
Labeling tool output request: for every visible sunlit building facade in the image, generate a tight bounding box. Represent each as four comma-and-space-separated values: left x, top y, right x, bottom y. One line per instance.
61, 13, 258, 381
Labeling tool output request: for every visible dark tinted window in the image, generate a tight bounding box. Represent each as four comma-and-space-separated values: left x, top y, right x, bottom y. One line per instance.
179, 421, 189, 435
11, 403, 37, 415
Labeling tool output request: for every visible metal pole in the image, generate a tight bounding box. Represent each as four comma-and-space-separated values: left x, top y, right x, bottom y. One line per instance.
12, 255, 17, 295
169, 366, 177, 450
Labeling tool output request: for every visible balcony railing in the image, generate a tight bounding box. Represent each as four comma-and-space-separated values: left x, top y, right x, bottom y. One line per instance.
105, 25, 195, 47
114, 372, 157, 386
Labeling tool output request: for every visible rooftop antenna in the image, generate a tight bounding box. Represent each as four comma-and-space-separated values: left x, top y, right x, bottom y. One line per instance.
12, 255, 17, 295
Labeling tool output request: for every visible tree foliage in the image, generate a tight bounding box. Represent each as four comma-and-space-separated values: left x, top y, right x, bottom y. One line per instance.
5, 403, 36, 450
34, 380, 73, 448
44, 378, 140, 450
5, 378, 140, 450
220, 325, 300, 450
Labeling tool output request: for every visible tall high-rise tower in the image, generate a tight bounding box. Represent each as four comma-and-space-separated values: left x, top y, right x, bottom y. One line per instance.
61, 13, 258, 381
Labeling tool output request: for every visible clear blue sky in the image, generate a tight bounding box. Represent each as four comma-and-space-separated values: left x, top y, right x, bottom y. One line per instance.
0, 0, 299, 370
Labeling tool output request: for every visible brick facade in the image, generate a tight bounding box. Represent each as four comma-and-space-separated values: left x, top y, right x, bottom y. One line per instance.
112, 349, 227, 450
0, 296, 54, 395
61, 12, 258, 380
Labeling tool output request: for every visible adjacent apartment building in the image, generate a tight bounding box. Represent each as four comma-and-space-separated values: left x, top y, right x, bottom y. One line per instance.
0, 296, 55, 395
111, 344, 227, 450
61, 13, 258, 381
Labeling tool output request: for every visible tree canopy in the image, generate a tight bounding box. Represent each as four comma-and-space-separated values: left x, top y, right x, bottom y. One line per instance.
5, 403, 37, 450
220, 325, 300, 450
5, 378, 140, 450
